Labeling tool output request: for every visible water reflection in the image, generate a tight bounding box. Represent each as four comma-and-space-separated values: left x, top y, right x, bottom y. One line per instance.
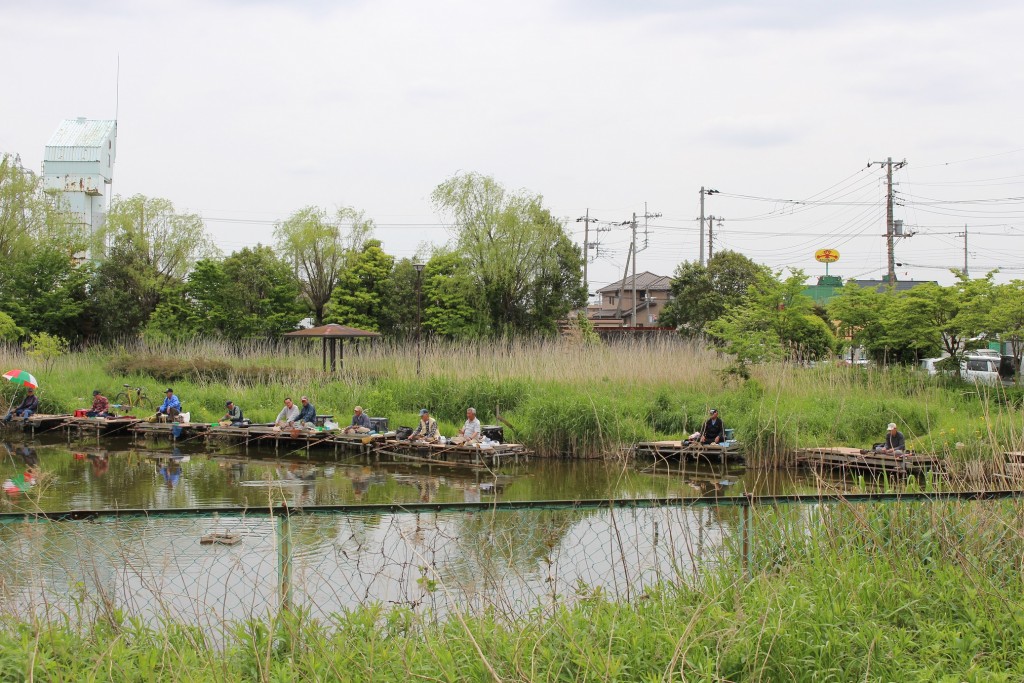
0, 437, 820, 514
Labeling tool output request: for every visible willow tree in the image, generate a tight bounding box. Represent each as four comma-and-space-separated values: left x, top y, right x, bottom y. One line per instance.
101, 194, 217, 325
431, 173, 585, 336
275, 206, 373, 325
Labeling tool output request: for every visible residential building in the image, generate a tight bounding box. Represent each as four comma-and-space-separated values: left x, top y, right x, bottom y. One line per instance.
589, 271, 673, 328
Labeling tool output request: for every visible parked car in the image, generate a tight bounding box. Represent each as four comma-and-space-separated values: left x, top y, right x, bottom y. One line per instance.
962, 356, 1002, 386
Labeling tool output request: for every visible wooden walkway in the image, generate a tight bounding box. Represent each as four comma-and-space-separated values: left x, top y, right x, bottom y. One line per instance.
0, 413, 70, 435
633, 440, 745, 464
374, 439, 533, 466
62, 416, 143, 438
795, 446, 945, 475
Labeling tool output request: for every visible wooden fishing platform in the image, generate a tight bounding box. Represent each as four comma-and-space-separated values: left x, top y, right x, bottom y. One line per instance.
633, 440, 745, 464
375, 439, 532, 466
206, 425, 386, 454
0, 413, 71, 435
795, 447, 945, 475
62, 416, 143, 438
130, 421, 211, 440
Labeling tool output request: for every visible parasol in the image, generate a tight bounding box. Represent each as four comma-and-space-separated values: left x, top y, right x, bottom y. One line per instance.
3, 369, 39, 389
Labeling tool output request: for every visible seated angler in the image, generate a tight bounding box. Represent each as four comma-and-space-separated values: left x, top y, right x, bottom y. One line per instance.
155, 388, 182, 422
687, 408, 725, 445
3, 388, 39, 423
86, 390, 112, 418
296, 396, 317, 429
221, 400, 244, 427
451, 407, 482, 445
342, 405, 372, 435
274, 398, 300, 430
406, 408, 439, 443
877, 422, 905, 456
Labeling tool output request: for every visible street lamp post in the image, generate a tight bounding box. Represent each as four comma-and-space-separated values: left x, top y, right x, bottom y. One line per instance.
414, 262, 425, 377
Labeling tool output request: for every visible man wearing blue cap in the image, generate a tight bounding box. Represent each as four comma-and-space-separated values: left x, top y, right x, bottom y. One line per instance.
407, 408, 439, 443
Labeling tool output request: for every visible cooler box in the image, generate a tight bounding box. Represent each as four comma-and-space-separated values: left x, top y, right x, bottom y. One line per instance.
74, 409, 88, 418
369, 417, 389, 433
482, 425, 504, 443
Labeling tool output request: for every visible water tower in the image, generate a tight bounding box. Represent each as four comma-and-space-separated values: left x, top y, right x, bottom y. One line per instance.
40, 117, 117, 255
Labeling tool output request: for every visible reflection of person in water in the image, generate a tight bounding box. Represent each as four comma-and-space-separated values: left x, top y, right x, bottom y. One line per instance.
160, 458, 183, 488
87, 452, 109, 477
18, 443, 39, 469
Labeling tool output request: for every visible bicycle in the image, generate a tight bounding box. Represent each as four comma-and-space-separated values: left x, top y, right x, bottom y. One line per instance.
113, 385, 154, 415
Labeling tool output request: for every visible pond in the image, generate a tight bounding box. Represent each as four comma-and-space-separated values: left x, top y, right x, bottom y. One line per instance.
0, 434, 837, 632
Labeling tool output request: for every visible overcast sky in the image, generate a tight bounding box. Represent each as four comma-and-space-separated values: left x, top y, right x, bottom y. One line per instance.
3, 0, 1023, 293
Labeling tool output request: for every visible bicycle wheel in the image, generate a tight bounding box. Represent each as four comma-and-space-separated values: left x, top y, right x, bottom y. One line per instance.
137, 395, 154, 412
113, 392, 130, 413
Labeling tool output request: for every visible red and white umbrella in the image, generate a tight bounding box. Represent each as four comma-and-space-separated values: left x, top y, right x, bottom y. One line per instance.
3, 369, 39, 389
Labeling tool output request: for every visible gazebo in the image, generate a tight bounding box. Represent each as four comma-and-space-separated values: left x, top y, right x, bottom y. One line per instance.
283, 324, 381, 372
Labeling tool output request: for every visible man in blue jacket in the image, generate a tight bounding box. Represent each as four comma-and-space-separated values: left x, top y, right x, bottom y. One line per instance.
155, 388, 182, 422
296, 396, 317, 428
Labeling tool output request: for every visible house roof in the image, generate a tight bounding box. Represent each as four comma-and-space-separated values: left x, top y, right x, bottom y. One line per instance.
596, 271, 672, 294
850, 279, 935, 293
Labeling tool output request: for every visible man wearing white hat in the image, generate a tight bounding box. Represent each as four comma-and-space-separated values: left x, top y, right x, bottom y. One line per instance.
881, 422, 905, 455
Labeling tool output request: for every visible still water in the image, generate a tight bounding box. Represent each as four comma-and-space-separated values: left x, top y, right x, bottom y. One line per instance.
0, 435, 825, 631
0, 436, 813, 512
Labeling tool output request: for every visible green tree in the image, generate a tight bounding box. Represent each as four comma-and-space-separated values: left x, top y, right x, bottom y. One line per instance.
145, 260, 229, 340
707, 270, 835, 366
218, 246, 304, 339
0, 311, 20, 342
103, 194, 216, 299
380, 258, 421, 340
22, 332, 68, 371
898, 274, 995, 376
990, 280, 1024, 383
275, 206, 373, 325
431, 173, 585, 335
660, 250, 770, 336
0, 247, 93, 342
88, 241, 162, 341
422, 250, 479, 338
326, 240, 395, 332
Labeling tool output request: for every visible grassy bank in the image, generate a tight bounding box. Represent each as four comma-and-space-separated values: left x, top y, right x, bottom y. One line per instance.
1, 338, 1022, 467
2, 496, 1022, 681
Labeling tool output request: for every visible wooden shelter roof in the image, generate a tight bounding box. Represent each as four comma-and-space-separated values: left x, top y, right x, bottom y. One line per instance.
283, 324, 380, 339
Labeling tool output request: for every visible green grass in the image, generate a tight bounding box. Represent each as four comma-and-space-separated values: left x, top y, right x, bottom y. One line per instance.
2, 338, 1022, 470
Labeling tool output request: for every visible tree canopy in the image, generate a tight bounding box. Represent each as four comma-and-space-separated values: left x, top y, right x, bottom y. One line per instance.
432, 173, 585, 335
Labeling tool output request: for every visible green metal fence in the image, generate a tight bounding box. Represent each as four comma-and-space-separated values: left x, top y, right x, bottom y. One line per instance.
0, 490, 1021, 637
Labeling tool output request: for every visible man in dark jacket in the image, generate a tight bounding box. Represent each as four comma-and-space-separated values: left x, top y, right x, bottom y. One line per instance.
4, 388, 39, 423
296, 396, 317, 428
699, 408, 725, 445
221, 401, 245, 427
880, 422, 906, 455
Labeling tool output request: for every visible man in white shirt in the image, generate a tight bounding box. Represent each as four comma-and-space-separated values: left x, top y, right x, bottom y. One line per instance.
274, 397, 300, 431
451, 407, 482, 445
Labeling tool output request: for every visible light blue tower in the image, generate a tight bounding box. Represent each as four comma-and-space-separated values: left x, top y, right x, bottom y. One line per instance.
41, 117, 117, 254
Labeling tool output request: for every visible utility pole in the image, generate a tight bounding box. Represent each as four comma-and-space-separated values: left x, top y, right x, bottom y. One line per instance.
614, 241, 633, 322
706, 215, 724, 262
631, 212, 638, 327
576, 210, 599, 295
698, 188, 718, 266
640, 202, 661, 251
868, 157, 907, 285
699, 187, 705, 266
957, 224, 969, 276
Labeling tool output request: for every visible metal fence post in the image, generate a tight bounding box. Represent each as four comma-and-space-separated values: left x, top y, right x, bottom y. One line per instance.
740, 493, 754, 580
277, 513, 293, 611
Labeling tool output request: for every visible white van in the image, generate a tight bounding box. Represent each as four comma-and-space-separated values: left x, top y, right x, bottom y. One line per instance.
962, 356, 1002, 386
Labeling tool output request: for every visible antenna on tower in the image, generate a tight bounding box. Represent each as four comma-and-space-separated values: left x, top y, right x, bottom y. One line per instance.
115, 53, 120, 122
